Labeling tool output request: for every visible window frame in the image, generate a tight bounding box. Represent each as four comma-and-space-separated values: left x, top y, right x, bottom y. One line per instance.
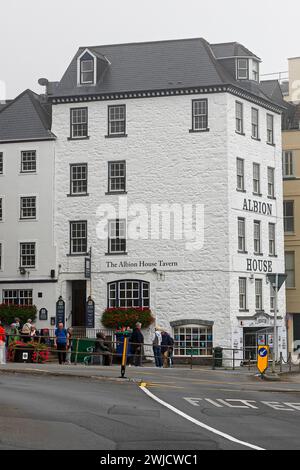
21, 151, 37, 174
69, 221, 88, 255
107, 105, 127, 137
236, 158, 245, 191
108, 219, 127, 255
282, 151, 295, 178
285, 252, 295, 289
255, 279, 263, 311
108, 161, 126, 194
269, 223, 276, 256
253, 163, 261, 195
70, 163, 88, 196
239, 277, 247, 311
70, 107, 89, 140
191, 99, 209, 132
238, 217, 246, 253
267, 167, 275, 198
267, 114, 274, 145
235, 101, 244, 134
80, 57, 95, 85
2, 289, 33, 306
173, 325, 213, 357
108, 280, 150, 309
237, 58, 249, 80
283, 201, 295, 234
20, 196, 37, 220
251, 108, 259, 139
20, 242, 36, 269
254, 220, 262, 255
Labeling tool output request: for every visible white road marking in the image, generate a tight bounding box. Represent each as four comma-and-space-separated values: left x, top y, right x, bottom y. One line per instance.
140, 385, 265, 451
183, 397, 300, 411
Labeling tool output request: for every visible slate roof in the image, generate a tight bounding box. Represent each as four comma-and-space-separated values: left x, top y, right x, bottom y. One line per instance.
0, 89, 55, 143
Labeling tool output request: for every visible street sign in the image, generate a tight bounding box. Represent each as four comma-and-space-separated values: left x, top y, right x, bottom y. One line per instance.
267, 274, 288, 292
56, 297, 65, 327
257, 346, 269, 375
85, 298, 95, 329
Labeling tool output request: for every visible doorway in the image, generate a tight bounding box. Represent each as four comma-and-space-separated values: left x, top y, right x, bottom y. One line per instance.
72, 281, 86, 327
243, 327, 274, 361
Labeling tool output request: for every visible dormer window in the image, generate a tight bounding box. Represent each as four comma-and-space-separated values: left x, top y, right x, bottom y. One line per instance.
237, 59, 249, 80
78, 50, 96, 85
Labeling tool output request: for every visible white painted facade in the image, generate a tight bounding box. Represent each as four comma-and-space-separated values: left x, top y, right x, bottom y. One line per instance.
0, 140, 57, 329
52, 90, 286, 359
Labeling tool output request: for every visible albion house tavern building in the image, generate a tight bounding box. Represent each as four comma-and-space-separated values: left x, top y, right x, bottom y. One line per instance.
2, 38, 286, 361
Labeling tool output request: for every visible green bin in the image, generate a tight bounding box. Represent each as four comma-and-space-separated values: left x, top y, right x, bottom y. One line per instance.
214, 347, 223, 368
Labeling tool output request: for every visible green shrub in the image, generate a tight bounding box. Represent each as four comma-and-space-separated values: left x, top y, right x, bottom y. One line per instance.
0, 304, 37, 326
102, 308, 154, 330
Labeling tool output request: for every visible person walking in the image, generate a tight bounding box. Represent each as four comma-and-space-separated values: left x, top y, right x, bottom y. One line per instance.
66, 328, 73, 365
21, 319, 32, 343
130, 322, 144, 367
161, 330, 173, 368
152, 327, 162, 368
0, 320, 6, 365
54, 323, 68, 365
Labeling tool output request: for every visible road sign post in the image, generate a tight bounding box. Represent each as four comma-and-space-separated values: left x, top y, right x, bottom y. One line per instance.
257, 346, 269, 378
267, 273, 287, 374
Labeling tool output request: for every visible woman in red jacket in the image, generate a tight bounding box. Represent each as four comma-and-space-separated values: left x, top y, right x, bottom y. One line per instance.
0, 320, 6, 365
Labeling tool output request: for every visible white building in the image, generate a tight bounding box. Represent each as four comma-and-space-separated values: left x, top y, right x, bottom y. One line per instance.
0, 38, 286, 363
0, 90, 57, 330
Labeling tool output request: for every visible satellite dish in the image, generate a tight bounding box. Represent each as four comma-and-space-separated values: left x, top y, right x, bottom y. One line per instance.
38, 78, 49, 87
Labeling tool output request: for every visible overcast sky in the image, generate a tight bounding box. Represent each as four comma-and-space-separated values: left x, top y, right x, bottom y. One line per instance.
0, 0, 298, 98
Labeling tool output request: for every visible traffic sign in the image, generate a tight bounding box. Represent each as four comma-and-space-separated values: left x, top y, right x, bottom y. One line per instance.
267, 274, 288, 292
257, 346, 269, 375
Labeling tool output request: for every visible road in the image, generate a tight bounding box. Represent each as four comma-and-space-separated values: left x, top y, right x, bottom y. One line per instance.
0, 369, 299, 450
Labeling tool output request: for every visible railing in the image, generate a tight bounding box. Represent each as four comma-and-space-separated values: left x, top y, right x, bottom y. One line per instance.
2, 333, 300, 375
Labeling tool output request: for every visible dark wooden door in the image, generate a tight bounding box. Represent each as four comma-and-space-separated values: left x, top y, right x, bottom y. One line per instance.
72, 281, 86, 327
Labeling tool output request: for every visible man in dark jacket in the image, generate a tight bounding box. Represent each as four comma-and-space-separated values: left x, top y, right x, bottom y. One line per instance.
161, 331, 173, 368
130, 322, 144, 367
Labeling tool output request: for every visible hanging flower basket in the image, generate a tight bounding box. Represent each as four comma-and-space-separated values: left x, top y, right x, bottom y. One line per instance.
102, 308, 155, 330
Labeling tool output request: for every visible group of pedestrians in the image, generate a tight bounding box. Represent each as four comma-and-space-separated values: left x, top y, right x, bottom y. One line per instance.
152, 327, 174, 368
126, 322, 174, 368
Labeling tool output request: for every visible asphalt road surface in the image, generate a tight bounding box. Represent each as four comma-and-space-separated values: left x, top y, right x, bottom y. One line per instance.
0, 370, 299, 450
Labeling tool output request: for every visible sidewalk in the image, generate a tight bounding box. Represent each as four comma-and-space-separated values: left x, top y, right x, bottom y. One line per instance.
1, 361, 299, 384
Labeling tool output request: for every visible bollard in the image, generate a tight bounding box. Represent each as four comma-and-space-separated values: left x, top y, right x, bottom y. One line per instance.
212, 349, 216, 370
120, 337, 128, 379
279, 352, 283, 373
74, 338, 79, 366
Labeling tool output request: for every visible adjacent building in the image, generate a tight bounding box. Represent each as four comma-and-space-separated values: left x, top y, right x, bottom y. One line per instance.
36, 38, 286, 360
0, 90, 57, 329
279, 57, 300, 355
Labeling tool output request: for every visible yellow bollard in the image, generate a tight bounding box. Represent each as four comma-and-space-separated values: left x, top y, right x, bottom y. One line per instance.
120, 337, 128, 378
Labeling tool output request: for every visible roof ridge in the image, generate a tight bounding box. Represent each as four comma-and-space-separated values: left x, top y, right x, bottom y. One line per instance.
79, 36, 206, 51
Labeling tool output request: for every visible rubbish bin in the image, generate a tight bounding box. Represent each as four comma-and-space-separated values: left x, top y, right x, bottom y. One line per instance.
14, 348, 33, 363
115, 333, 132, 358
213, 347, 223, 368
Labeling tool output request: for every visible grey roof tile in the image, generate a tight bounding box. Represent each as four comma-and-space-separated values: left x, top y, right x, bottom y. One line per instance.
47, 37, 282, 112
0, 90, 55, 142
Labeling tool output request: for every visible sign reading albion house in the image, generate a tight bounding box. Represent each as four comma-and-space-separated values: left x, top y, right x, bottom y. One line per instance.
243, 199, 273, 216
